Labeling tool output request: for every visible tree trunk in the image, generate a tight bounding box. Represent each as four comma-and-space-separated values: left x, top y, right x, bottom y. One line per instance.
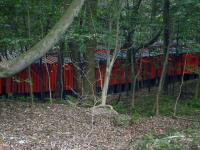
82, 0, 97, 98
27, 8, 34, 103
173, 52, 188, 116
69, 42, 83, 97
40, 19, 52, 102
155, 0, 170, 116
44, 57, 52, 103
83, 39, 97, 97
0, 0, 85, 78
131, 54, 142, 109
39, 58, 45, 100
56, 41, 64, 100
28, 66, 34, 104
101, 60, 112, 106
130, 48, 136, 108
101, 18, 120, 106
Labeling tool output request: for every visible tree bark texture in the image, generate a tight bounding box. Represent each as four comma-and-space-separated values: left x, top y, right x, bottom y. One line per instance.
155, 0, 170, 116
56, 41, 64, 99
69, 42, 83, 97
101, 18, 120, 106
82, 0, 97, 97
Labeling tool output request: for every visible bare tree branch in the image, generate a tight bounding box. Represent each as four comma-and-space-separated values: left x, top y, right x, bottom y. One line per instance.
135, 28, 163, 51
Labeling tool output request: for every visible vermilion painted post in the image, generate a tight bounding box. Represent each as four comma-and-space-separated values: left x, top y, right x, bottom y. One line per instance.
63, 64, 67, 91
70, 64, 74, 90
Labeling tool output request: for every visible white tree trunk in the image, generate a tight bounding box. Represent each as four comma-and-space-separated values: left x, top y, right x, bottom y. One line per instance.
101, 18, 120, 106
101, 61, 112, 105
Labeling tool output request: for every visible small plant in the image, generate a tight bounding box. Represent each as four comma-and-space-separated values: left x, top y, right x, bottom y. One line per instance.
187, 98, 200, 108
129, 128, 200, 150
130, 111, 141, 124
112, 101, 128, 114
131, 132, 184, 150
113, 114, 131, 127
7, 92, 13, 99
51, 99, 68, 105
17, 96, 30, 102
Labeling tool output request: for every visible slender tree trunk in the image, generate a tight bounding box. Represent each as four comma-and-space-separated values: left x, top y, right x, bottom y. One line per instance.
82, 0, 97, 98
40, 20, 52, 103
130, 48, 136, 108
173, 52, 188, 116
101, 18, 120, 106
28, 66, 34, 103
97, 62, 103, 90
124, 34, 133, 96
39, 58, 44, 99
172, 19, 180, 95
27, 7, 34, 103
155, 0, 170, 116
131, 55, 142, 109
56, 41, 64, 100
101, 60, 112, 106
83, 39, 96, 97
44, 57, 52, 103
69, 42, 83, 97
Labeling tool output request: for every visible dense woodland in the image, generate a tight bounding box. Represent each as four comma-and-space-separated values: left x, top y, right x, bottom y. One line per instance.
0, 0, 199, 149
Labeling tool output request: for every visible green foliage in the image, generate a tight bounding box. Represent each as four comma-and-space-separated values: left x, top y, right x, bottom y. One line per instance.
133, 132, 184, 150
111, 93, 199, 117
112, 101, 127, 114
0, 0, 64, 53
130, 110, 141, 124
18, 96, 29, 102
7, 92, 13, 99
51, 99, 68, 105
3, 95, 38, 103
187, 98, 200, 108
113, 114, 131, 127
65, 95, 78, 107
112, 100, 142, 126
1, 0, 199, 57
130, 128, 200, 150
135, 94, 200, 116
177, 98, 200, 115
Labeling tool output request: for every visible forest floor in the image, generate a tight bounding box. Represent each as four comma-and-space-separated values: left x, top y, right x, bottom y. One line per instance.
0, 101, 199, 150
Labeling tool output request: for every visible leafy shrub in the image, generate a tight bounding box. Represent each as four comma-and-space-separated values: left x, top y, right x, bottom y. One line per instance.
112, 101, 128, 114
7, 92, 13, 99
131, 132, 184, 150
113, 114, 131, 127
129, 128, 200, 150
130, 111, 141, 124
187, 99, 200, 108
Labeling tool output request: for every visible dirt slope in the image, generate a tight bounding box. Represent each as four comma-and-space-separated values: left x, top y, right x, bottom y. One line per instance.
0, 101, 199, 150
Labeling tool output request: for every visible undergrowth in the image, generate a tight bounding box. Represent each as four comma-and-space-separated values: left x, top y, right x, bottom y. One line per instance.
111, 94, 200, 117
129, 128, 200, 150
